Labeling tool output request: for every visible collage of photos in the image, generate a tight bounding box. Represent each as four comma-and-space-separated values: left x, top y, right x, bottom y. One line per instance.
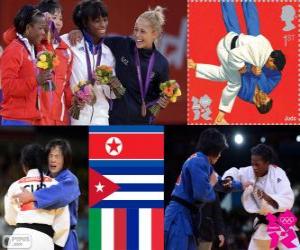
0, 0, 299, 250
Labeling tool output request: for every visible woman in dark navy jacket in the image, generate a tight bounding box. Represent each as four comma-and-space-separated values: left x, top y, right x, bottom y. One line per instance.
104, 6, 169, 124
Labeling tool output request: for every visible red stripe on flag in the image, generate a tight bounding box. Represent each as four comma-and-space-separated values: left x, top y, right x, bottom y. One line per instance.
89, 134, 164, 159
152, 208, 164, 250
114, 209, 127, 250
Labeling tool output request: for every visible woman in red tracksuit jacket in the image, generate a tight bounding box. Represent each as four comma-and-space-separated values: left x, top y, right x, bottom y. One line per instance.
0, 46, 3, 123
36, 39, 73, 125
0, 6, 51, 126
35, 0, 73, 125
3, 0, 73, 125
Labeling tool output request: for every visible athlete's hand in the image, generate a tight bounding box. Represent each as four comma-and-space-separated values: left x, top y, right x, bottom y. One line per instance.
187, 59, 196, 70
238, 65, 247, 74
13, 187, 35, 205
157, 95, 170, 109
221, 177, 233, 189
251, 66, 262, 76
68, 29, 83, 46
210, 171, 218, 186
72, 96, 85, 110
218, 234, 225, 247
258, 189, 279, 209
242, 181, 253, 190
37, 70, 52, 86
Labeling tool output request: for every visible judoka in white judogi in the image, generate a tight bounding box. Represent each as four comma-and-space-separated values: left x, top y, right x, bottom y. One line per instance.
4, 169, 70, 250
222, 165, 300, 249
196, 30, 274, 113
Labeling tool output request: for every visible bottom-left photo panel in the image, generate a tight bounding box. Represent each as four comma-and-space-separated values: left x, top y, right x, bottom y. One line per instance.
0, 126, 88, 250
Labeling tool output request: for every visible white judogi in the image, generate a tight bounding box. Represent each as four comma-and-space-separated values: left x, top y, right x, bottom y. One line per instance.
195, 31, 273, 113
222, 165, 300, 249
4, 169, 70, 250
61, 34, 116, 125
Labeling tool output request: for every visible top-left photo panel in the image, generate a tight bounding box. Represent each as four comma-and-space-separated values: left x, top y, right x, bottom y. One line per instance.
0, 0, 187, 126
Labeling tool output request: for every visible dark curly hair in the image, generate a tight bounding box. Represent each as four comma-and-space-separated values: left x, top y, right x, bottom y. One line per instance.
251, 144, 277, 164
73, 0, 108, 31
14, 5, 44, 35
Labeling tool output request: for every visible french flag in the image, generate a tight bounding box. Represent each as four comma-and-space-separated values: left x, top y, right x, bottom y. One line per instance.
89, 126, 164, 250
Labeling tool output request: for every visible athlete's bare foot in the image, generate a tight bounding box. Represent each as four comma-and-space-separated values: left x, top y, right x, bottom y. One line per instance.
214, 111, 229, 125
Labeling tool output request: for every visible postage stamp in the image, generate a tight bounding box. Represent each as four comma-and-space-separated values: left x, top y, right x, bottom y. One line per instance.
188, 0, 299, 124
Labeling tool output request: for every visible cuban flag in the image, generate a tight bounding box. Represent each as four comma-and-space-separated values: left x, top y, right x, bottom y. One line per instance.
89, 126, 164, 250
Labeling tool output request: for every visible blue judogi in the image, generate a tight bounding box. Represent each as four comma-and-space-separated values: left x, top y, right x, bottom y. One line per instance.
238, 64, 281, 102
33, 169, 81, 250
104, 36, 169, 124
164, 152, 242, 250
222, 1, 281, 102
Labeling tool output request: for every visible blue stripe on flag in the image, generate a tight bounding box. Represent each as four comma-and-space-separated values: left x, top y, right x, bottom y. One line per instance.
118, 184, 164, 191
89, 125, 163, 132
92, 200, 164, 208
89, 160, 163, 168
127, 208, 139, 250
91, 166, 163, 175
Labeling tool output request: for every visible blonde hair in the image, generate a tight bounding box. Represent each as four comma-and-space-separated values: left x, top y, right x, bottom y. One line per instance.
138, 6, 166, 36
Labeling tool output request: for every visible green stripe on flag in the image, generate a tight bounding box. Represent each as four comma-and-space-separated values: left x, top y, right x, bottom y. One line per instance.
89, 208, 102, 250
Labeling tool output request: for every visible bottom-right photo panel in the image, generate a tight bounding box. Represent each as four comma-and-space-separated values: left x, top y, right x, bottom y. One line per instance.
164, 126, 300, 250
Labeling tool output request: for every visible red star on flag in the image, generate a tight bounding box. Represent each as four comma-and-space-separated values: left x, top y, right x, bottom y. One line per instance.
105, 137, 123, 156
89, 168, 120, 207
107, 138, 120, 153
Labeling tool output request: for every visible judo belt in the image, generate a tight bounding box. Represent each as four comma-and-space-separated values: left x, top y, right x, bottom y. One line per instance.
230, 35, 239, 50
71, 225, 76, 230
16, 223, 54, 238
171, 196, 199, 214
253, 212, 281, 228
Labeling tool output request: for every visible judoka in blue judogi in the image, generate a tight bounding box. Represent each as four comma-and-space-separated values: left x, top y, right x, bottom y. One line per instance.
33, 169, 81, 250
164, 128, 243, 250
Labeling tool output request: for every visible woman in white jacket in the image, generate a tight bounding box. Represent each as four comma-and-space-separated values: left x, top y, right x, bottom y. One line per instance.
61, 0, 117, 125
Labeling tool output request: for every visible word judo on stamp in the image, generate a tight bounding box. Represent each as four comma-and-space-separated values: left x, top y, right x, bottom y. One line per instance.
188, 0, 298, 124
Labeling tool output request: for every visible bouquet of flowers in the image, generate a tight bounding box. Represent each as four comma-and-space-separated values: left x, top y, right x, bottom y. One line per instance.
69, 80, 96, 120
149, 80, 181, 116
95, 65, 126, 98
36, 51, 59, 91
95, 65, 113, 84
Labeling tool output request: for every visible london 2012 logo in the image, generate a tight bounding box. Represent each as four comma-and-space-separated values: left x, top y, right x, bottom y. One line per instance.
266, 210, 299, 248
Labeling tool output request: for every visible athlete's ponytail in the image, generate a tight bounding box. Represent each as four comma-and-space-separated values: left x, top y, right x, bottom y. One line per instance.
20, 143, 46, 188
137, 6, 166, 41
